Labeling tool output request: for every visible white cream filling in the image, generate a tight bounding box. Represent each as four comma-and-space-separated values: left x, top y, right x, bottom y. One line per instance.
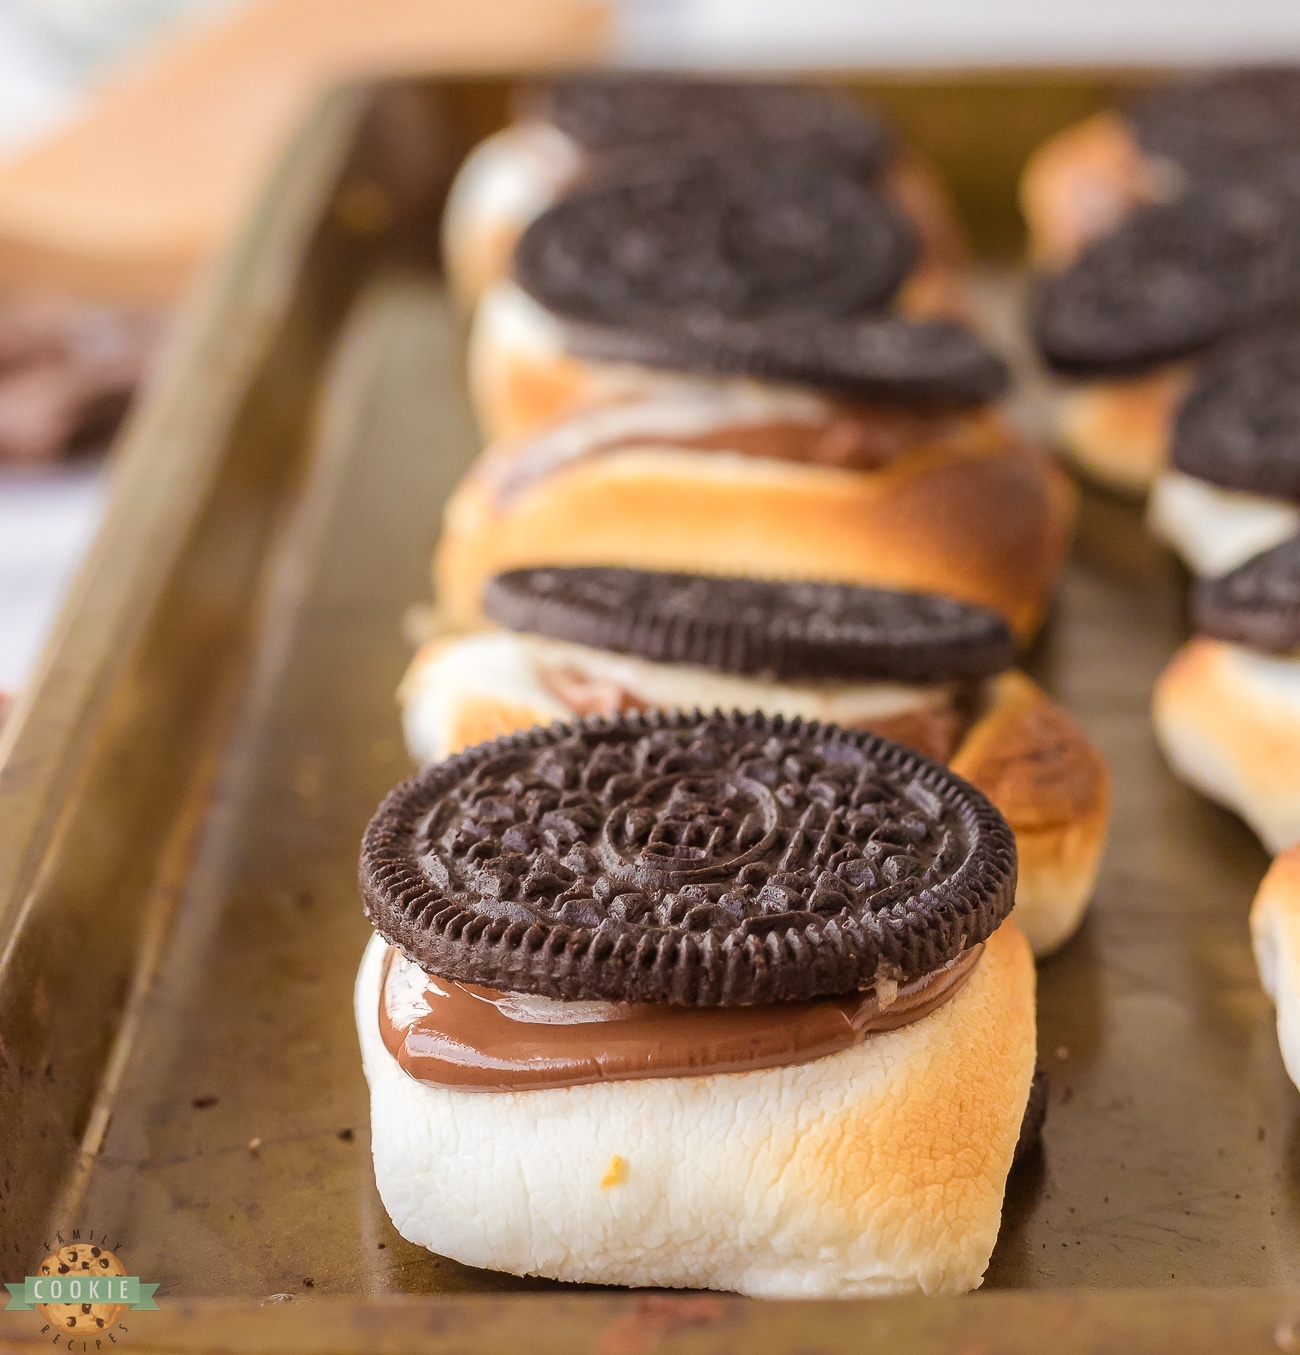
1147, 470, 1300, 577
400, 630, 954, 766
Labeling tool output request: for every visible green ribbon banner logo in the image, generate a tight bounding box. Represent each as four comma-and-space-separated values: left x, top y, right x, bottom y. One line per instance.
4, 1275, 159, 1310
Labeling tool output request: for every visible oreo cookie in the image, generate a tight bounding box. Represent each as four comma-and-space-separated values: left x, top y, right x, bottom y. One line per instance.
537, 73, 890, 171
1128, 69, 1300, 185
484, 567, 1014, 684
360, 710, 1017, 1006
1171, 323, 1300, 499
567, 311, 1008, 407
1192, 534, 1300, 653
1034, 180, 1300, 373
516, 149, 916, 325
514, 149, 1007, 403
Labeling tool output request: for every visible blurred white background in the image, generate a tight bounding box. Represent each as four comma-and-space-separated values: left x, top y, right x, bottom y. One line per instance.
0, 0, 227, 696
625, 0, 1300, 65
6, 0, 1300, 164
0, 0, 230, 153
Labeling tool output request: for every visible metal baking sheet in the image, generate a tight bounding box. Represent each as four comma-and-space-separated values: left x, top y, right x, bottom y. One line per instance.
0, 72, 1297, 1347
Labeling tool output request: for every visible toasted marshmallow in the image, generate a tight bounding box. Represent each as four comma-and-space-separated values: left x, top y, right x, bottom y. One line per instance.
1252, 847, 1300, 1090
355, 923, 1037, 1297
1154, 637, 1300, 852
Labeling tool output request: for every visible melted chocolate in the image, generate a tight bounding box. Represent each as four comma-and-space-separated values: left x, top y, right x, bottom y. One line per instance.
673, 406, 984, 470
536, 666, 973, 763
378, 942, 982, 1091
487, 403, 1001, 511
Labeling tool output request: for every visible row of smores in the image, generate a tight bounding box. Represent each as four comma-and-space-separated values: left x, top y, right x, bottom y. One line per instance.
355, 76, 1110, 1299
1025, 68, 1300, 1096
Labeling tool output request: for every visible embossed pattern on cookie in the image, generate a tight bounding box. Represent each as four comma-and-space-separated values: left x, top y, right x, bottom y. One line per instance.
361, 710, 1016, 1006
484, 567, 1015, 683
515, 149, 917, 327
1034, 182, 1300, 373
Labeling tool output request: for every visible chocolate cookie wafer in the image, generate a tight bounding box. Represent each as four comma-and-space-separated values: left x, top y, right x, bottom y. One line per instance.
1147, 325, 1300, 574
1192, 534, 1300, 653
515, 150, 915, 325
1127, 68, 1300, 186
535, 72, 891, 168
362, 709, 1016, 1006
1170, 324, 1300, 500
483, 566, 1014, 684
442, 72, 944, 314
1034, 181, 1300, 375
1025, 68, 1300, 283
1021, 71, 1300, 493
510, 149, 1006, 406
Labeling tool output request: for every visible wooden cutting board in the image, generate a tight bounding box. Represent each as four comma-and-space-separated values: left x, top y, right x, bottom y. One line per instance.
0, 0, 609, 304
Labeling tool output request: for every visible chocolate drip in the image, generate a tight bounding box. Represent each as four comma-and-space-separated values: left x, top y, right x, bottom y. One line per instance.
378, 942, 982, 1091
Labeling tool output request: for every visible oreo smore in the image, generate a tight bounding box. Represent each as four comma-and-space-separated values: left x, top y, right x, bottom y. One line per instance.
402, 567, 1110, 955
468, 132, 1006, 441
357, 709, 1035, 1296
